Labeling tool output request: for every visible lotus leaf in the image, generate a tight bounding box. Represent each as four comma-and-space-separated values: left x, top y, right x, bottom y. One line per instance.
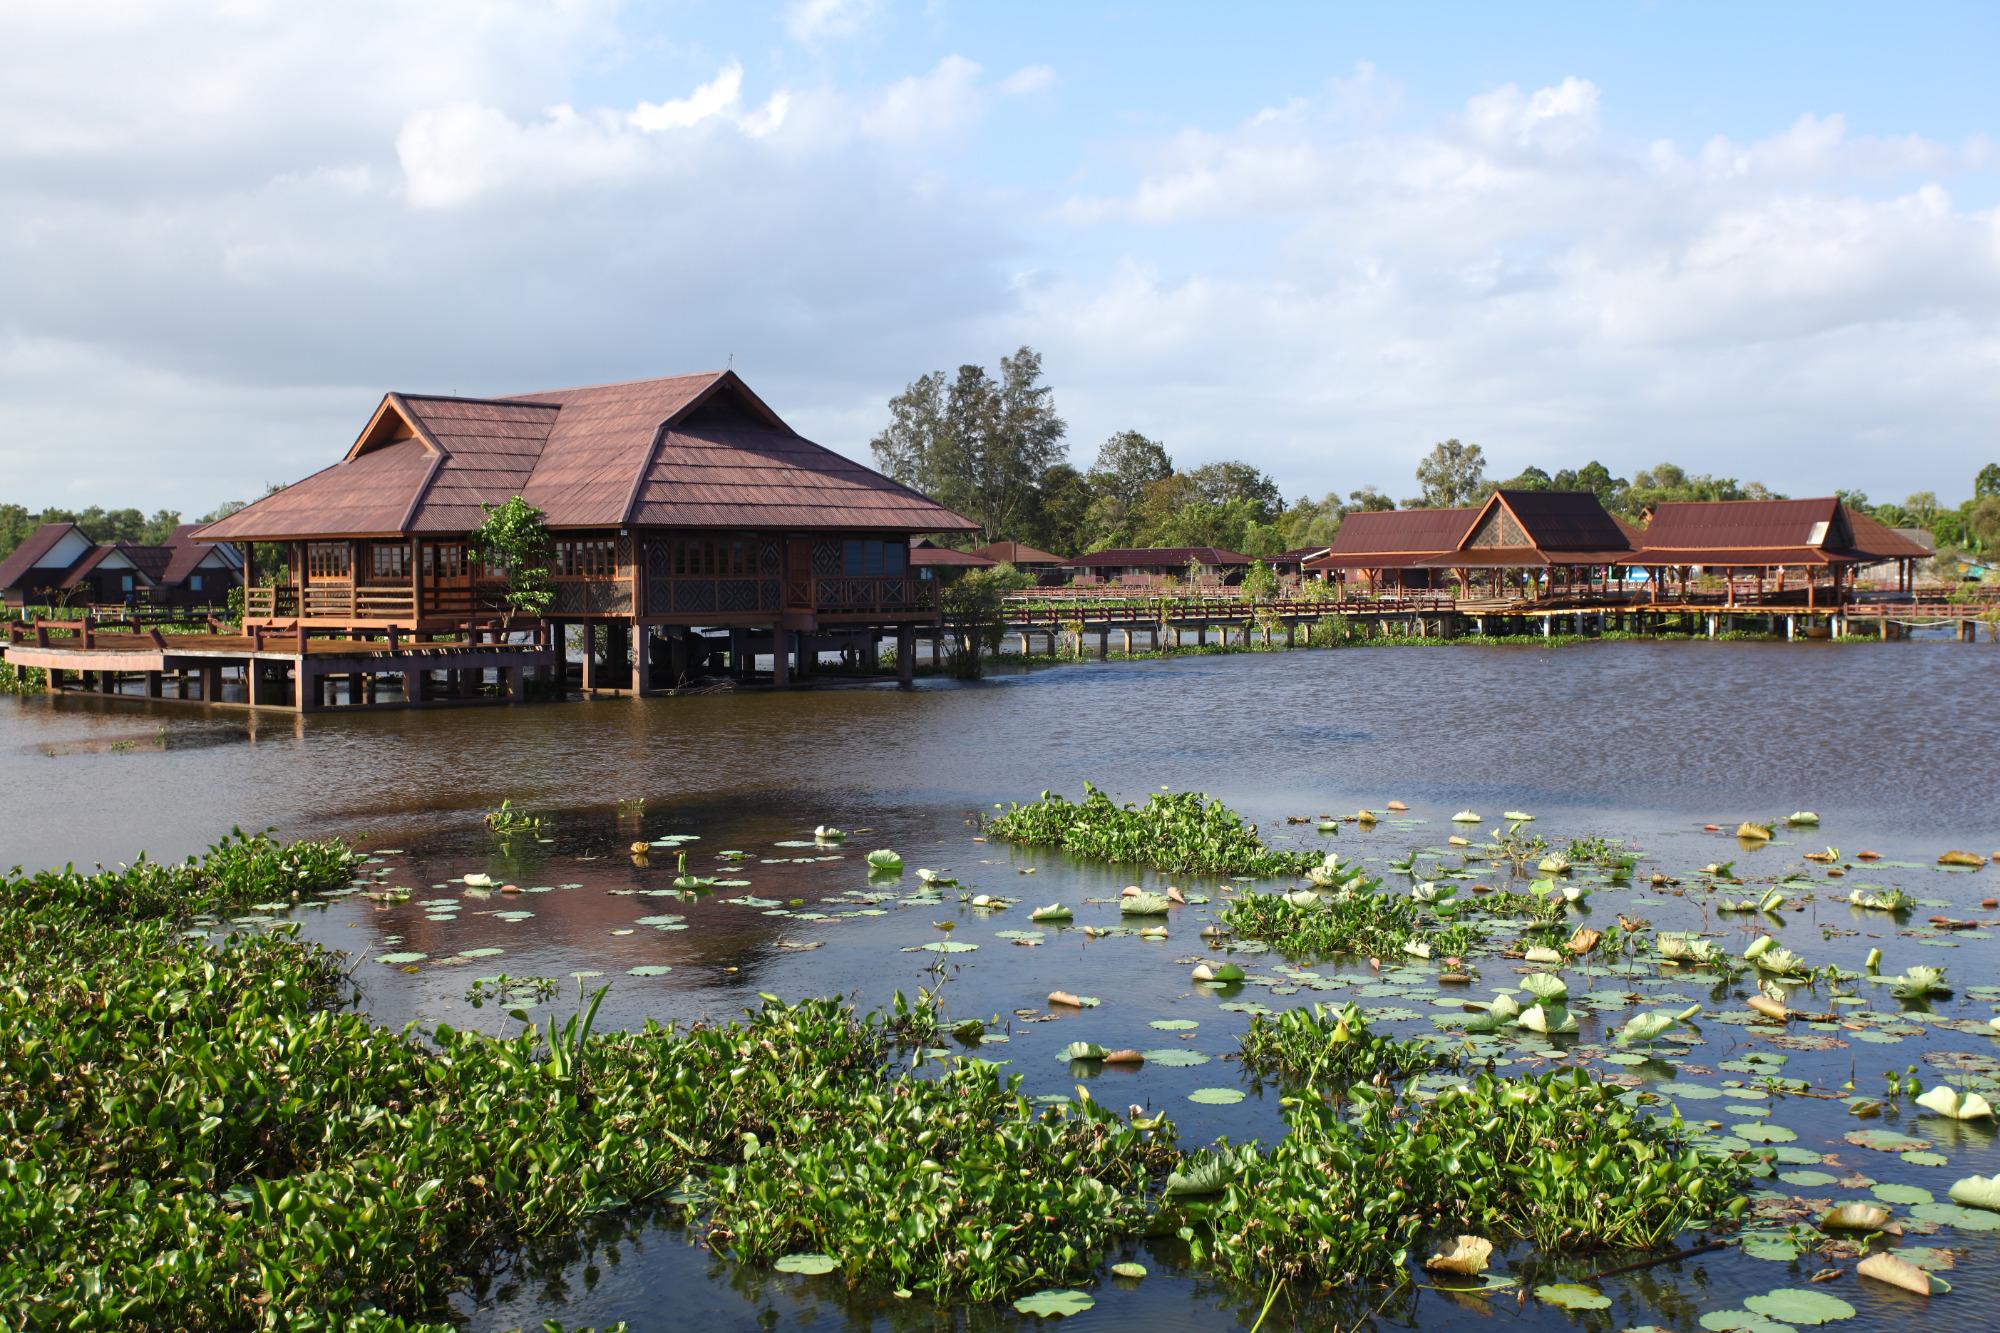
1452, 810, 1482, 823
1060, 1041, 1107, 1061
1948, 1174, 2000, 1212
1915, 1084, 1995, 1120
1537, 854, 1571, 874
1938, 850, 1985, 867
1013, 1289, 1095, 1318
1819, 1202, 1893, 1231
1110, 1262, 1147, 1279
774, 1252, 838, 1275
1164, 1149, 1240, 1196
1520, 973, 1568, 1003
1193, 962, 1245, 984
813, 826, 845, 842
1121, 891, 1172, 915
1787, 811, 1820, 826
1517, 1003, 1578, 1035
1424, 1234, 1494, 1275
1618, 1004, 1702, 1046
1029, 903, 1073, 922
1534, 1283, 1608, 1310
1736, 822, 1774, 841
1856, 1251, 1945, 1296
1741, 1288, 1856, 1325
865, 849, 904, 872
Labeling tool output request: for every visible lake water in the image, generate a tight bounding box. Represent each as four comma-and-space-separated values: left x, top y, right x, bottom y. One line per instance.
8, 639, 2000, 1330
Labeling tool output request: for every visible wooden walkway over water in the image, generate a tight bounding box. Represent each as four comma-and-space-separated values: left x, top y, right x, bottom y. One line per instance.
3, 619, 559, 712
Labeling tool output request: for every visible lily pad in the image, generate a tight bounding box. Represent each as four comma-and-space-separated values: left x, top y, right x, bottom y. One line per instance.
1013, 1289, 1095, 1318
1535, 1283, 1609, 1310
773, 1252, 838, 1275
1742, 1288, 1855, 1325
1187, 1087, 1245, 1105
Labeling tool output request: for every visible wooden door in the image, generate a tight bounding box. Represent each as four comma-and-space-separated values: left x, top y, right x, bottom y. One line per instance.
422, 542, 473, 616
786, 537, 813, 608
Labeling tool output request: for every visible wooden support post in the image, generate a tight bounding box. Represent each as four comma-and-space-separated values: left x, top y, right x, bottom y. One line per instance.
504, 664, 525, 703
771, 631, 791, 687
405, 668, 426, 704
579, 624, 598, 693
633, 626, 654, 697
1121, 628, 1132, 655
1097, 627, 1109, 660
897, 625, 915, 685
295, 661, 319, 714
145, 671, 162, 698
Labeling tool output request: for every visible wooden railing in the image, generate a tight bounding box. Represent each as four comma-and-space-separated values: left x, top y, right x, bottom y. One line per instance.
810, 576, 934, 613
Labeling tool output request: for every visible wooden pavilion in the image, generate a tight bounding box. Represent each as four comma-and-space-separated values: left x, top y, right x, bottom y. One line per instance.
1629, 498, 1930, 609
194, 370, 976, 691
1404, 490, 1639, 599
1304, 508, 1476, 592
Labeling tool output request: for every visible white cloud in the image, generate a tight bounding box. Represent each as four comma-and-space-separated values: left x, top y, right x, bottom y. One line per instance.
784, 0, 882, 44
999, 64, 1056, 98
861, 55, 987, 142
631, 63, 744, 132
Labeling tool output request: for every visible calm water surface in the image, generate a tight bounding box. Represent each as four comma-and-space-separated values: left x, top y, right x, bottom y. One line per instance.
7, 640, 2000, 1331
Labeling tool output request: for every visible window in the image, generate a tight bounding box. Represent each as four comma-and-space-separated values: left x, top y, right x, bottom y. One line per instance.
667, 537, 753, 577
555, 538, 617, 577
842, 539, 907, 577
422, 543, 467, 579
305, 542, 350, 579
371, 544, 410, 580
188, 573, 203, 592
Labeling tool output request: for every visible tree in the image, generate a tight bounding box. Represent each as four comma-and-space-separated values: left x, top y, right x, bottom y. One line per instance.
939, 563, 1031, 678
1968, 496, 2000, 553
1489, 465, 1551, 494
1025, 462, 1092, 557
467, 497, 554, 628
1551, 461, 1628, 509
1343, 487, 1394, 515
1412, 439, 1487, 508
1904, 491, 1939, 526
1087, 431, 1173, 514
1239, 559, 1277, 603
868, 347, 1068, 544
1976, 464, 2000, 499
1186, 460, 1282, 521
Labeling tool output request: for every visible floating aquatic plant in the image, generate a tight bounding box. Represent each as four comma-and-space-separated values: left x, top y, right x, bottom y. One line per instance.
987, 783, 1322, 877
865, 849, 904, 873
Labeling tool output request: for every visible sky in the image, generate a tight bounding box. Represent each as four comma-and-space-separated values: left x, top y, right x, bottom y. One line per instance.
2, 0, 1997, 517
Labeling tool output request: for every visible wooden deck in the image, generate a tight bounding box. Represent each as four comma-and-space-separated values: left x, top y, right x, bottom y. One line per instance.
3, 622, 559, 713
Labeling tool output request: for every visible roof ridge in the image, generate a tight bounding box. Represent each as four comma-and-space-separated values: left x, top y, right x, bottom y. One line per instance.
500, 369, 727, 401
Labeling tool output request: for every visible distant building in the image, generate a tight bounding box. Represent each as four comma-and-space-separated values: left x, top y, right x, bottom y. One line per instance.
0, 522, 240, 609
1067, 546, 1253, 586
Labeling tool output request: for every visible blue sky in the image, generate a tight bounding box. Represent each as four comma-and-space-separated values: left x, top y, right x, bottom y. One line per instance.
2, 0, 1996, 514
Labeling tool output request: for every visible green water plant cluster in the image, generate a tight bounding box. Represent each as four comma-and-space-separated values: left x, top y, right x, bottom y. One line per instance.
1219, 882, 1419, 959
1181, 1070, 1749, 1286
1236, 1002, 1450, 1086
987, 782, 1322, 877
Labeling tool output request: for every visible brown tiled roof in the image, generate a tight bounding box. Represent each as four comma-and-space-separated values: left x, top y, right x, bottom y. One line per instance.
1487, 490, 1633, 551
1309, 508, 1474, 568
59, 543, 155, 589
0, 522, 82, 589
1637, 498, 1847, 556
157, 525, 237, 586
1070, 546, 1252, 568
977, 540, 1066, 565
910, 539, 996, 568
118, 543, 172, 582
197, 370, 974, 542
1846, 509, 1932, 561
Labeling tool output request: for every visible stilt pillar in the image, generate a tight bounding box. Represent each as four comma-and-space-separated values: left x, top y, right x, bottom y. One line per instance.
633, 625, 654, 697
897, 625, 915, 685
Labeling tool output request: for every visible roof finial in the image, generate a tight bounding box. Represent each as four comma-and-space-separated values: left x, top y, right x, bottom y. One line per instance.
726, 352, 734, 369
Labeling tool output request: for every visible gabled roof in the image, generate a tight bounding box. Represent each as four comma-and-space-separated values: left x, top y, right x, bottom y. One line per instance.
0, 522, 84, 590
910, 539, 996, 568
59, 543, 156, 589
156, 525, 239, 586
1629, 497, 1877, 566
1474, 490, 1634, 552
978, 540, 1067, 565
1842, 510, 1931, 562
1307, 508, 1474, 570
195, 370, 975, 542
1070, 546, 1252, 568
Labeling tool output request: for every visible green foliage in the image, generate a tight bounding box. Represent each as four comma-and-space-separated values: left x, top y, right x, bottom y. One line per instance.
1413, 438, 1487, 507
1219, 884, 1419, 960
1238, 559, 1276, 603
1236, 1002, 1448, 1086
466, 496, 554, 626
987, 783, 1322, 877
940, 563, 1034, 678
484, 798, 549, 840
1182, 1069, 1749, 1285
0, 664, 46, 696
710, 1063, 1177, 1301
